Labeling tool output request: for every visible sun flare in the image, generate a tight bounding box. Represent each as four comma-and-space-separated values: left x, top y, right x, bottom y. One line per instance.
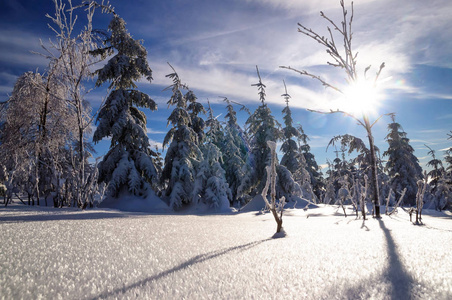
339, 79, 384, 117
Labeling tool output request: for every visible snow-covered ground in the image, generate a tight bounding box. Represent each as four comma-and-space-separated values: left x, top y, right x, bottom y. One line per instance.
1, 204, 451, 299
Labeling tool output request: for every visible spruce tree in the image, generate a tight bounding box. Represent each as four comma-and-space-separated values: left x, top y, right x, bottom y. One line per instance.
298, 129, 323, 198
383, 115, 423, 205
93, 15, 159, 197
161, 64, 203, 209
280, 81, 303, 176
445, 131, 452, 177
221, 97, 249, 205
193, 102, 232, 210
240, 66, 281, 195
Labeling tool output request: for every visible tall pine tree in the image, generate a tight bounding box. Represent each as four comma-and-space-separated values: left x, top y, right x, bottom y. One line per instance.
193, 102, 232, 210
221, 97, 249, 205
239, 66, 281, 196
161, 64, 203, 209
280, 81, 303, 176
383, 115, 423, 205
93, 15, 159, 198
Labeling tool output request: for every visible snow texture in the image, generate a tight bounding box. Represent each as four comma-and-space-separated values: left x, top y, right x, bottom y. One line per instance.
1, 204, 451, 299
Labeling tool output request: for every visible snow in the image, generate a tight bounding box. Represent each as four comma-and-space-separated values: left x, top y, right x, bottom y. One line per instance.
1, 204, 451, 299
98, 190, 172, 213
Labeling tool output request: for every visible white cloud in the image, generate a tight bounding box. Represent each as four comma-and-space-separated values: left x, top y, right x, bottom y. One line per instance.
146, 127, 166, 135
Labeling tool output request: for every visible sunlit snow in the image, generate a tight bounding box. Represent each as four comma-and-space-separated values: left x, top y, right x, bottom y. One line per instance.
1, 204, 451, 299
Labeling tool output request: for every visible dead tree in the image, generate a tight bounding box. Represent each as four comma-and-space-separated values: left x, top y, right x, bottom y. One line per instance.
280, 0, 392, 218
262, 141, 286, 233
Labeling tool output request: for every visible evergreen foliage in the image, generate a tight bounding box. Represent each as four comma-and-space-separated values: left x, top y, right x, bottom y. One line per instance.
161, 64, 203, 209
93, 15, 159, 197
240, 66, 282, 195
383, 116, 423, 205
190, 102, 232, 210
221, 98, 249, 204
280, 81, 303, 177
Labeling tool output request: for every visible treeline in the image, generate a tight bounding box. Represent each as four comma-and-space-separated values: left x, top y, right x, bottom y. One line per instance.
0, 0, 451, 212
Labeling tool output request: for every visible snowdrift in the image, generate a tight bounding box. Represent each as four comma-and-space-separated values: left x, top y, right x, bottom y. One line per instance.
239, 194, 318, 213
98, 190, 172, 213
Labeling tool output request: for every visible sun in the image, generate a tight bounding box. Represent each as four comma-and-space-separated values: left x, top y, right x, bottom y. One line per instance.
339, 79, 384, 117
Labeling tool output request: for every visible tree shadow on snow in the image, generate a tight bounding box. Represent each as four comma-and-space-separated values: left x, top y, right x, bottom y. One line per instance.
324, 219, 416, 299
90, 238, 272, 300
377, 219, 414, 299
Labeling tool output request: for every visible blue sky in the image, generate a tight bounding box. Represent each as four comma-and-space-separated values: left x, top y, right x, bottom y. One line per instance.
1, 0, 451, 172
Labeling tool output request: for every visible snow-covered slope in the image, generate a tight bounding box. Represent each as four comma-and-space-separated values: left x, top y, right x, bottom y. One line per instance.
1, 204, 451, 299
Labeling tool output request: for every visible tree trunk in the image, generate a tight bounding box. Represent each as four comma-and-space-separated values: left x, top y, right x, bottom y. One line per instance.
364, 118, 381, 218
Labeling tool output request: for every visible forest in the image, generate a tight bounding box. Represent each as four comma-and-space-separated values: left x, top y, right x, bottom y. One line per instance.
0, 0, 451, 219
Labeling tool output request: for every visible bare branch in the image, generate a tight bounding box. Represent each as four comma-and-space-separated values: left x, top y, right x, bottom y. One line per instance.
307, 108, 366, 127
370, 112, 393, 129
280, 66, 343, 94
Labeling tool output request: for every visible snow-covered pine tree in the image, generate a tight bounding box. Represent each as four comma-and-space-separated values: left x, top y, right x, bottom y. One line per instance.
280, 81, 303, 178
194, 102, 232, 210
424, 144, 449, 210
92, 15, 159, 198
383, 115, 423, 205
240, 66, 282, 195
221, 97, 249, 205
187, 91, 206, 146
161, 64, 203, 209
445, 131, 452, 176
425, 145, 444, 194
297, 127, 324, 198
277, 81, 303, 201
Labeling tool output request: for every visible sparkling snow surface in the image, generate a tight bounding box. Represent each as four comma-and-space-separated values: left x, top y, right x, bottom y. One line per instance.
1, 205, 451, 299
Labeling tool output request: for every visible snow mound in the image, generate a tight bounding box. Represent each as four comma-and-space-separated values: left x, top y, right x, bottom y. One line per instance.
286, 196, 318, 210
239, 195, 267, 213
239, 195, 318, 213
98, 190, 171, 213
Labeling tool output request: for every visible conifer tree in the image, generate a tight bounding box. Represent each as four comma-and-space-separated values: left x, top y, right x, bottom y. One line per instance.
193, 102, 232, 210
297, 127, 324, 198
445, 131, 452, 178
240, 66, 282, 195
280, 81, 303, 176
93, 15, 159, 197
425, 145, 444, 193
424, 145, 449, 210
161, 64, 203, 209
383, 115, 423, 205
221, 97, 249, 204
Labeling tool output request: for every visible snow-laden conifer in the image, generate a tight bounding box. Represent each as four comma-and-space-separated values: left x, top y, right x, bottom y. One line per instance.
280, 81, 303, 178
191, 102, 231, 210
221, 97, 249, 205
240, 66, 281, 195
161, 64, 203, 209
298, 132, 324, 199
383, 115, 423, 205
93, 15, 159, 197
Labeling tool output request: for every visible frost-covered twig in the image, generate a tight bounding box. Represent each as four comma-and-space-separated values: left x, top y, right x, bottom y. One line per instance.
387, 188, 407, 216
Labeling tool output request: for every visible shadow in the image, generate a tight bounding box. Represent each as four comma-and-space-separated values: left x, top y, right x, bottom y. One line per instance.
378, 219, 413, 299
360, 219, 369, 231
90, 238, 271, 300
0, 210, 130, 223
306, 212, 344, 218
272, 228, 287, 239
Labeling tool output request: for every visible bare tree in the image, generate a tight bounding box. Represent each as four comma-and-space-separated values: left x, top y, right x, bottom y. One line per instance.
41, 0, 104, 207
261, 141, 286, 234
280, 0, 390, 218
